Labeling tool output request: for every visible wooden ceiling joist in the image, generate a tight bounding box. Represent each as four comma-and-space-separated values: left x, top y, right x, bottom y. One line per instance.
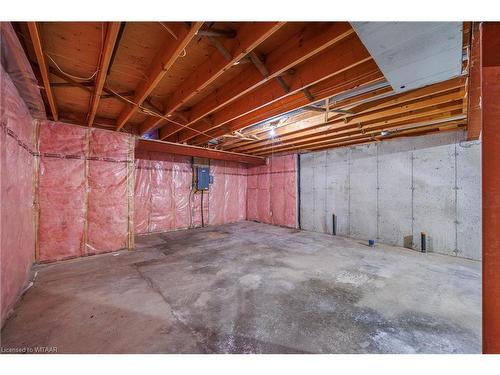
168, 32, 372, 143
236, 92, 464, 155
115, 22, 204, 131
139, 22, 285, 135
17, 22, 471, 154
155, 22, 356, 140
250, 103, 465, 155
224, 78, 466, 154
187, 60, 383, 146
279, 122, 462, 155
27, 22, 58, 121
87, 22, 122, 126
266, 119, 465, 156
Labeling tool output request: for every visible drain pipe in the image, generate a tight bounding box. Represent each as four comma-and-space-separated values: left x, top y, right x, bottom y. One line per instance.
332, 213, 337, 235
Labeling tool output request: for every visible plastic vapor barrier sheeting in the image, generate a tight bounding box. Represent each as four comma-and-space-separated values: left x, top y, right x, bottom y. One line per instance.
0, 65, 35, 325
0, 23, 46, 120
208, 160, 247, 226
38, 121, 133, 262
247, 154, 297, 228
134, 155, 247, 234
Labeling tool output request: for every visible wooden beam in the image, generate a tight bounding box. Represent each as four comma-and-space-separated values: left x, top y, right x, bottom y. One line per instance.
27, 22, 58, 121
170, 32, 372, 142
136, 138, 266, 165
115, 22, 204, 131
139, 22, 285, 135
153, 22, 355, 139
87, 22, 121, 127
187, 60, 383, 145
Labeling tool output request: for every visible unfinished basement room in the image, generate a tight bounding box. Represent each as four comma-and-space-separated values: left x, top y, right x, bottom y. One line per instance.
1, 12, 499, 359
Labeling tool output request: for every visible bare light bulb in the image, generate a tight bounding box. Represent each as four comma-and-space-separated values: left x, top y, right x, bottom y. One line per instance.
270, 126, 276, 137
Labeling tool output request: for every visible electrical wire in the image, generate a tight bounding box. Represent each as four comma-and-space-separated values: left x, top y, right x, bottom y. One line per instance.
45, 53, 98, 81
201, 190, 204, 227
106, 87, 218, 139
44, 23, 105, 82
158, 22, 187, 58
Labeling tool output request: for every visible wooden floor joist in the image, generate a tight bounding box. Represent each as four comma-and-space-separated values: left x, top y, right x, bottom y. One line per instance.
169, 32, 372, 142
156, 22, 356, 140
17, 21, 473, 152
115, 22, 204, 131
27, 22, 59, 121
139, 22, 285, 135
87, 22, 121, 126
188, 60, 384, 145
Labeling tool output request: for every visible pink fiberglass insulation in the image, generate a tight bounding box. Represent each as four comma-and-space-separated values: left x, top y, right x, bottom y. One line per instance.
0, 65, 35, 325
38, 121, 87, 261
87, 130, 131, 254
247, 154, 297, 228
172, 155, 192, 229
149, 152, 175, 232
208, 160, 247, 226
208, 160, 226, 225
37, 121, 133, 262
134, 154, 247, 234
0, 23, 46, 120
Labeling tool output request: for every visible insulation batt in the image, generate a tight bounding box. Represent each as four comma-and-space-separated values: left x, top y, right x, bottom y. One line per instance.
247, 154, 297, 228
134, 155, 247, 234
37, 121, 133, 262
0, 65, 35, 325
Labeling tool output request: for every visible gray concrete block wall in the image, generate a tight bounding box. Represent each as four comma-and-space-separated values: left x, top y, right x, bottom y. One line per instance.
349, 143, 378, 240
378, 139, 413, 247
298, 130, 482, 260
456, 139, 482, 260
325, 148, 350, 235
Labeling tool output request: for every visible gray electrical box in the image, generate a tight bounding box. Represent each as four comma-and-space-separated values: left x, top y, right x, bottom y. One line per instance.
196, 167, 210, 191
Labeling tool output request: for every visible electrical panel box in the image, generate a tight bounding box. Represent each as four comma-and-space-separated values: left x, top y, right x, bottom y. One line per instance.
196, 167, 210, 191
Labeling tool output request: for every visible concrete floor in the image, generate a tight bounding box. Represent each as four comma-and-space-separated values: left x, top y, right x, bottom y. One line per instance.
1, 221, 481, 353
